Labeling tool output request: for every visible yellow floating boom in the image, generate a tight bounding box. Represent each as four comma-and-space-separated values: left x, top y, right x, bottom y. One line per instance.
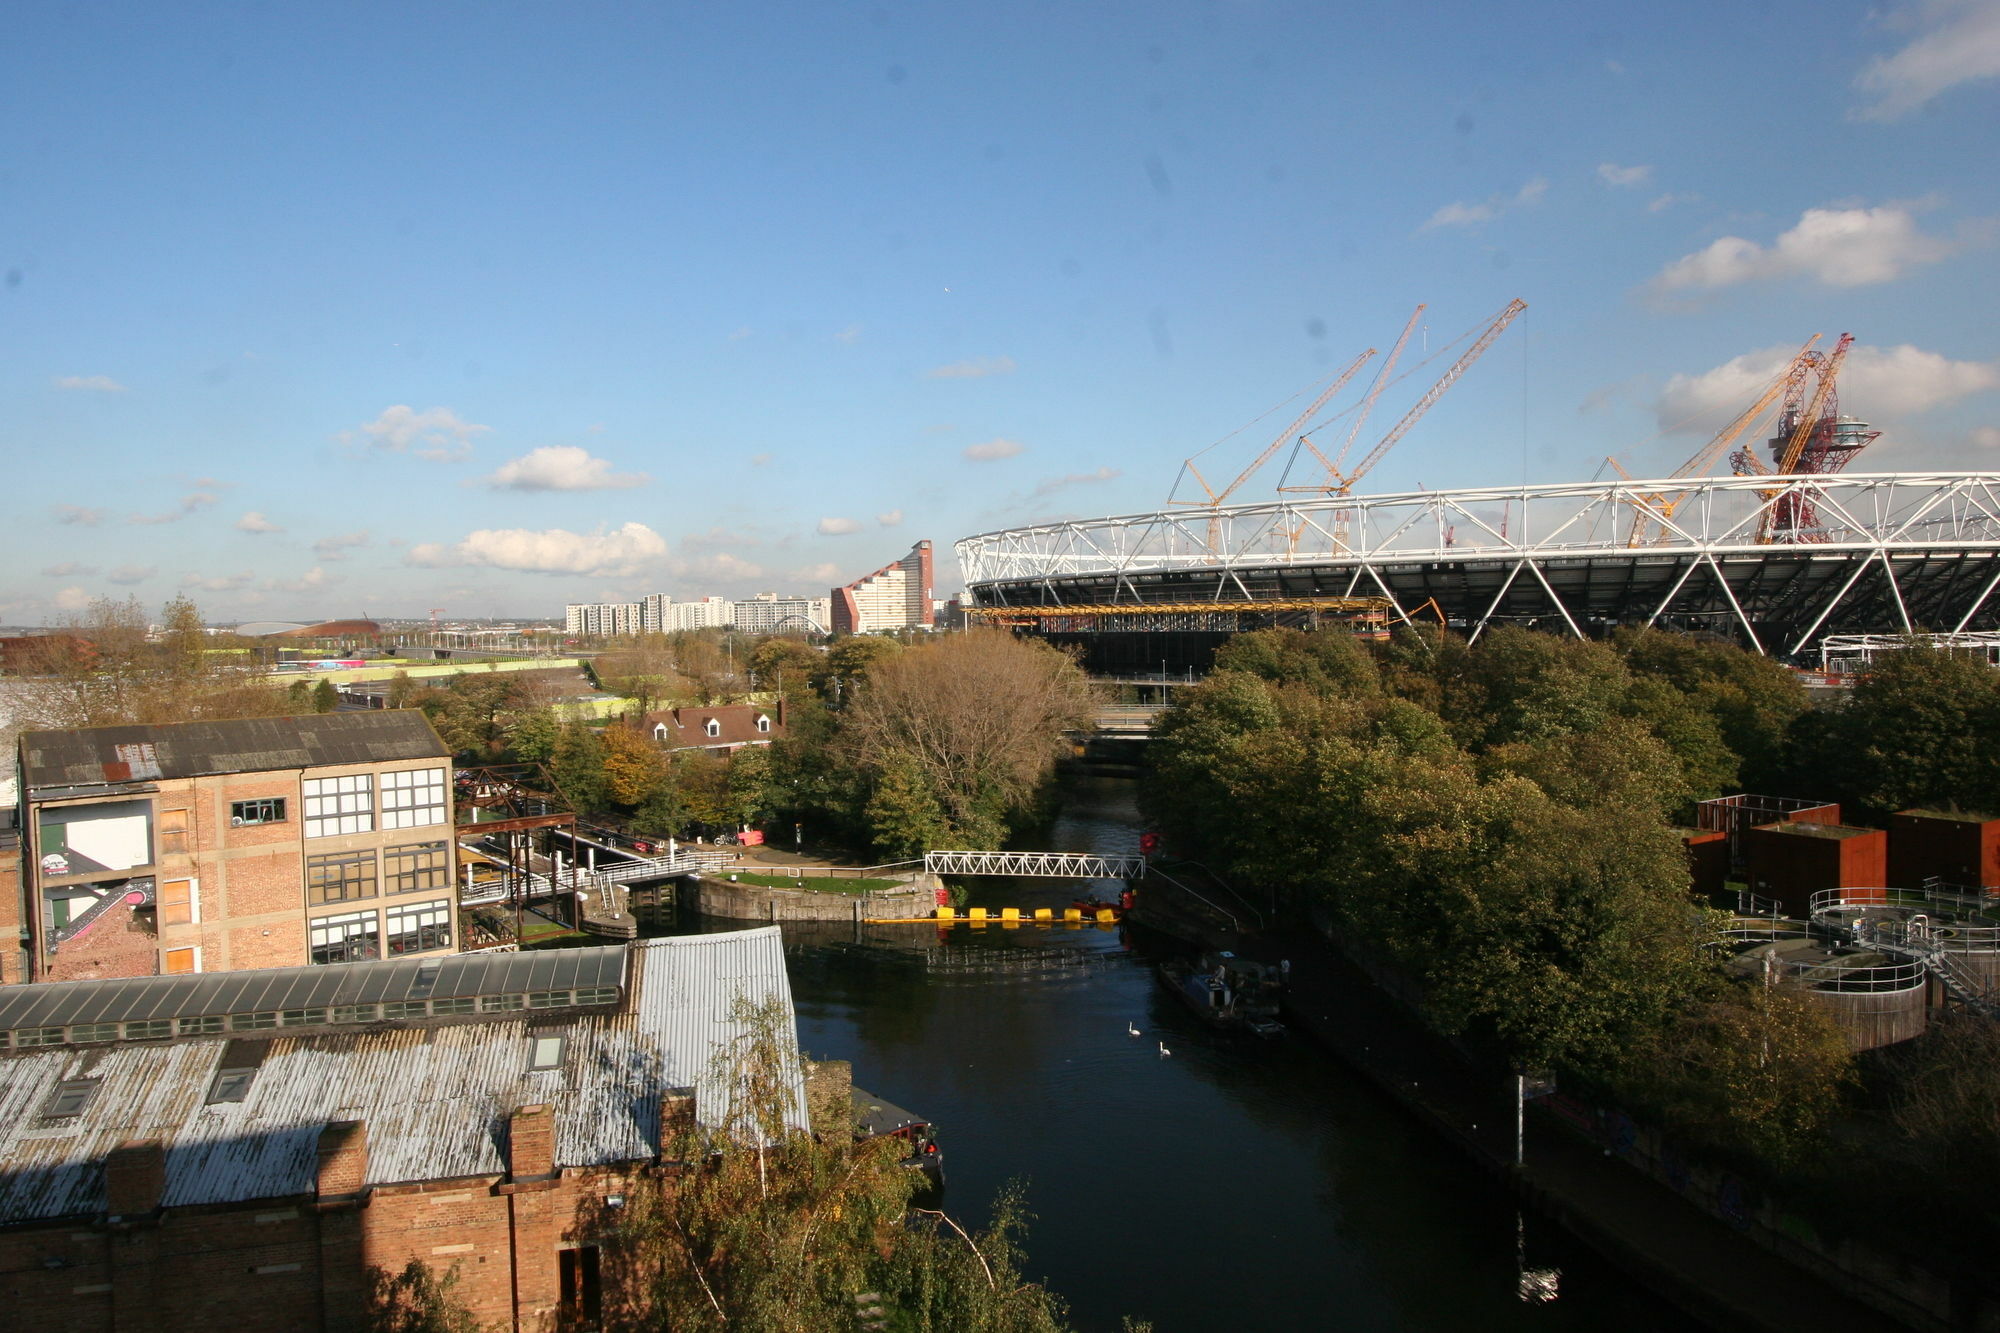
862, 905, 1122, 927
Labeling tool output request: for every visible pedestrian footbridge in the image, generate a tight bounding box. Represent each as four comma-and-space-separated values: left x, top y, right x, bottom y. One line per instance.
922, 850, 1147, 879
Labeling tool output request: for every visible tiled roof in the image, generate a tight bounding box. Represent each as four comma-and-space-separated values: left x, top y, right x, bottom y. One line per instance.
0, 929, 805, 1223
20, 710, 449, 792
643, 703, 783, 750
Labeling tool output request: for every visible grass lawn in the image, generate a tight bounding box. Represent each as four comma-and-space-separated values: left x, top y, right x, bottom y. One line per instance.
521, 918, 590, 943
720, 871, 907, 894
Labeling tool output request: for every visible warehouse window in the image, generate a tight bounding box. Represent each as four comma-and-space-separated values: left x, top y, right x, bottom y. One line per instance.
307, 850, 377, 904
384, 841, 448, 895
381, 768, 447, 830
385, 901, 451, 955
310, 910, 379, 965
303, 774, 373, 838
230, 798, 286, 826
45, 1079, 101, 1118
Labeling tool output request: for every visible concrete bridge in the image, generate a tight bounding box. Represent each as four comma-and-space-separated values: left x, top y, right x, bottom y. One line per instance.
923, 850, 1147, 879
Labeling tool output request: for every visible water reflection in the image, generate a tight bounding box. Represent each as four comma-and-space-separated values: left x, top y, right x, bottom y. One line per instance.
668, 777, 1698, 1332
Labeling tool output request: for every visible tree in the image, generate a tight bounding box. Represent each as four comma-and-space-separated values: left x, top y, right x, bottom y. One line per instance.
747, 636, 824, 698
16, 596, 291, 729
311, 679, 339, 713
597, 996, 1077, 1332
842, 632, 1092, 850
866, 751, 955, 858
601, 724, 669, 808
821, 636, 902, 704
1627, 982, 1855, 1166
365, 1260, 484, 1333
503, 707, 559, 765
549, 723, 611, 813
1819, 644, 2000, 817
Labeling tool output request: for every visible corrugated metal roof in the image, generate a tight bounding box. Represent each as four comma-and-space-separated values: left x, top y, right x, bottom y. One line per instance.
0, 929, 804, 1225
0, 949, 629, 1031
20, 711, 449, 792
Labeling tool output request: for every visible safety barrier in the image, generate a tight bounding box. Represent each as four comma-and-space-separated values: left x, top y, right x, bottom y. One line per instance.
863, 905, 1121, 927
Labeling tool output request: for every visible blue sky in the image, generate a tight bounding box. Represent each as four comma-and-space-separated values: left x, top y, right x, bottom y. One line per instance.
6, 0, 1998, 623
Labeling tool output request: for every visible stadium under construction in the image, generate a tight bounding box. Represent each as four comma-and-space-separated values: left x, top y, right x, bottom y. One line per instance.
955, 311, 2000, 671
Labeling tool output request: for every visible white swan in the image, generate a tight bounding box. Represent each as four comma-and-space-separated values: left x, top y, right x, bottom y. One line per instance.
1127, 1022, 1141, 1037
1158, 1041, 1171, 1058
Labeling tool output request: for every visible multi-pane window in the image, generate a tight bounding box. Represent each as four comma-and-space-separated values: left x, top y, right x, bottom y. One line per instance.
303, 774, 373, 838
381, 768, 447, 830
310, 910, 379, 965
230, 798, 286, 826
385, 901, 451, 956
307, 850, 377, 904
384, 841, 449, 895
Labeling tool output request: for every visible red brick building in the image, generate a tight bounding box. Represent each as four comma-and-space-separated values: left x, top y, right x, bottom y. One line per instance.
0, 928, 806, 1331
13, 712, 458, 984
642, 701, 786, 756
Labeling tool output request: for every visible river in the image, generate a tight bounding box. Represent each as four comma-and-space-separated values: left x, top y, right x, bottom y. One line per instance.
668, 775, 1698, 1332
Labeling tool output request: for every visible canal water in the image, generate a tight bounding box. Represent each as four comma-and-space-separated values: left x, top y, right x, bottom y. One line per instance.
669, 776, 1698, 1332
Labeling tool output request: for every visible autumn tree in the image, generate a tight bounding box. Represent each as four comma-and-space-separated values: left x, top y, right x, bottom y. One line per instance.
17, 596, 291, 729
746, 635, 824, 698
596, 996, 1077, 1332
842, 631, 1092, 850
600, 723, 669, 808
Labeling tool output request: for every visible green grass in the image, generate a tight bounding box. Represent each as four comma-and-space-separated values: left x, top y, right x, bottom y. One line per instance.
718, 871, 906, 894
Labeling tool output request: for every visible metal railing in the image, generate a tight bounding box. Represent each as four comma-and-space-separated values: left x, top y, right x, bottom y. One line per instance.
923, 850, 1149, 879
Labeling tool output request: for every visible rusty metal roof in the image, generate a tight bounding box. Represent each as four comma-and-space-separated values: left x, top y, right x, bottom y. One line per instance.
0, 929, 804, 1224
20, 710, 449, 793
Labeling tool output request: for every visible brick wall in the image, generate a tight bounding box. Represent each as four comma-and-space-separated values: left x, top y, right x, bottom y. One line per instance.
0, 1108, 658, 1332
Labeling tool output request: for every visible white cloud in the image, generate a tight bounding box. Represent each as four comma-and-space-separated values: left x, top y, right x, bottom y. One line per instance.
344, 405, 490, 462
1854, 0, 2000, 120
835, 324, 863, 345
964, 437, 1026, 461
236, 510, 282, 533
1649, 205, 1953, 294
107, 564, 156, 585
1597, 163, 1653, 187
182, 571, 254, 592
53, 504, 105, 526
53, 586, 92, 612
266, 566, 331, 593
1656, 341, 2000, 431
876, 509, 904, 527
1031, 465, 1122, 498
1421, 177, 1548, 230
1975, 426, 2000, 450
314, 531, 370, 561
406, 522, 667, 576
750, 452, 774, 468
790, 562, 843, 583
484, 446, 648, 492
1648, 192, 1698, 213
927, 356, 1017, 379
817, 516, 863, 535
42, 562, 97, 577
129, 492, 220, 525
54, 374, 128, 393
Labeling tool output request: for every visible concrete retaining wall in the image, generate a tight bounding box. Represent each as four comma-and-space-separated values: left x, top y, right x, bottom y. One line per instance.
691, 872, 940, 922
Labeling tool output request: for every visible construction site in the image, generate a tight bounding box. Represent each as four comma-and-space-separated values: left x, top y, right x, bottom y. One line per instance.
959, 304, 2000, 671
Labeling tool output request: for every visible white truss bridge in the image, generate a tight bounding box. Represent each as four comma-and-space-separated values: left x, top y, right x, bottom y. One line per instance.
957, 471, 2000, 656
924, 850, 1148, 879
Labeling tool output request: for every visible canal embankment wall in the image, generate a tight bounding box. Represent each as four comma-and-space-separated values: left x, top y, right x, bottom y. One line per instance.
689, 872, 940, 922
1138, 875, 1956, 1333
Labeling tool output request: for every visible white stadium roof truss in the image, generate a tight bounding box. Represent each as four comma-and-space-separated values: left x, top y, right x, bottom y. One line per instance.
957, 473, 2000, 657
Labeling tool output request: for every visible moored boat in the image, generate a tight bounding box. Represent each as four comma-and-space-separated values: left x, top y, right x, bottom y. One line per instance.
1160, 949, 1285, 1036
852, 1086, 945, 1188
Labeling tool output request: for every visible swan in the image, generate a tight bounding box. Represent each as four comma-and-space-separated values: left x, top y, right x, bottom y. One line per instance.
1127, 1022, 1141, 1037
1158, 1041, 1171, 1058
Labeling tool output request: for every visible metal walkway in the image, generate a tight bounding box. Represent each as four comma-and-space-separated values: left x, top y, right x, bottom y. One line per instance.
923, 850, 1147, 879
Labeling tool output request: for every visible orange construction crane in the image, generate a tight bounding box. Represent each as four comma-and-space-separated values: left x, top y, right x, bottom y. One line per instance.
1753, 332, 1861, 542
1287, 298, 1528, 497
1173, 348, 1375, 509
1613, 335, 1821, 546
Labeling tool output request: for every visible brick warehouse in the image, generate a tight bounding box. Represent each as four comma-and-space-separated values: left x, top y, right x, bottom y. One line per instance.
12, 712, 459, 985
0, 928, 807, 1331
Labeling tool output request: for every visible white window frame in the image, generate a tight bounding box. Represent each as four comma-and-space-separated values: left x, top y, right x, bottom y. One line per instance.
160, 877, 201, 926
303, 774, 374, 838
704, 718, 721, 738
310, 909, 380, 964
380, 767, 447, 830
384, 899, 452, 955
755, 714, 771, 733
162, 945, 203, 976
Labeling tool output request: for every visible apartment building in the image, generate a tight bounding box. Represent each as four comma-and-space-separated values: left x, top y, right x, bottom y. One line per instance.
731, 592, 830, 634
13, 712, 457, 984
831, 540, 934, 634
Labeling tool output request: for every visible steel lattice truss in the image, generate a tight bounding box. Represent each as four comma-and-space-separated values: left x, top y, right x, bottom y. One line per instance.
924, 850, 1149, 879
956, 471, 2000, 656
